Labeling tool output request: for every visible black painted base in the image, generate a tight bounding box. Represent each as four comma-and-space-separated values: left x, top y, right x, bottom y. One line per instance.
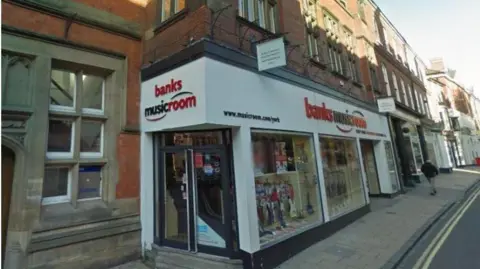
241, 205, 371, 269
369, 191, 402, 199
440, 167, 453, 173
412, 175, 422, 184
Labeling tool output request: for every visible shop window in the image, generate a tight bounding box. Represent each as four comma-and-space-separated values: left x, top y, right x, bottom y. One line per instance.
251, 131, 323, 246
43, 65, 107, 205
384, 141, 399, 192
319, 136, 366, 218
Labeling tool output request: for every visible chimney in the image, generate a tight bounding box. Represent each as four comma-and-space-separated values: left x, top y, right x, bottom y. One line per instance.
430, 57, 446, 72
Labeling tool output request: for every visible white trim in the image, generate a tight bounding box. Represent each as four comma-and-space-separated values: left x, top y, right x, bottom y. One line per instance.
49, 69, 77, 112
79, 122, 104, 158
81, 78, 105, 114
46, 120, 75, 159
41, 167, 72, 205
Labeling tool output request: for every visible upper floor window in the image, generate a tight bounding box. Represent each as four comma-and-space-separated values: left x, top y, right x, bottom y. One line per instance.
381, 64, 391, 96
239, 0, 278, 33
373, 19, 380, 43
344, 28, 354, 49
307, 30, 320, 62
327, 43, 345, 75
391, 72, 400, 100
400, 79, 408, 106
407, 84, 414, 108
370, 65, 379, 91
414, 90, 421, 113
357, 0, 366, 21
324, 13, 340, 37
159, 0, 186, 23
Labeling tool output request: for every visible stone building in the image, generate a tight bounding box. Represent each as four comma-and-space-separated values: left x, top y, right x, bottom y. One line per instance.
2, 0, 145, 268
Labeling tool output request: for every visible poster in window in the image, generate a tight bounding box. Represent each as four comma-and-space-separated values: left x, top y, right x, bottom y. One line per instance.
275, 142, 288, 173
253, 141, 266, 176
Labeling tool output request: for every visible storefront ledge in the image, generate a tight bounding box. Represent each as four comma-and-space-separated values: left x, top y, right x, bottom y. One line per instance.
151, 245, 243, 269
29, 214, 140, 253
439, 167, 453, 173
241, 205, 370, 269
369, 191, 402, 199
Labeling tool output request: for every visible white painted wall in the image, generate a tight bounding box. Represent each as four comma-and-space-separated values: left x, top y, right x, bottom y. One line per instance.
139, 57, 396, 254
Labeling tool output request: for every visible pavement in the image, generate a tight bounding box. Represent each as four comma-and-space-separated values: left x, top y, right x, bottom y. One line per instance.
108, 168, 480, 269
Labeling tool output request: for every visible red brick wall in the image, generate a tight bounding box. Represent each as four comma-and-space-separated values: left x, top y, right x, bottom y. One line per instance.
116, 133, 140, 198
145, 0, 371, 101
3, 1, 141, 200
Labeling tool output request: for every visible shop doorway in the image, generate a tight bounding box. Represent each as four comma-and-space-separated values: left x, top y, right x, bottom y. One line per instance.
155, 131, 236, 257
2, 146, 15, 264
359, 140, 380, 195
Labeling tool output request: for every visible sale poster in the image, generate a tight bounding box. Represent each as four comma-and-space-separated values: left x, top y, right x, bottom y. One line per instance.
195, 153, 203, 168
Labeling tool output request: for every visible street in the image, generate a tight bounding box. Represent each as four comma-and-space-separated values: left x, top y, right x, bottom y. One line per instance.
397, 185, 480, 269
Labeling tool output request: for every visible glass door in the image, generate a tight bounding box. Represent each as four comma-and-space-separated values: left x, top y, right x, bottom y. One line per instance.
158, 147, 232, 256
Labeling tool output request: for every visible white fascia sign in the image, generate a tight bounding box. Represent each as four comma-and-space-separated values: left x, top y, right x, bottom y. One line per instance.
256, 37, 287, 72
377, 97, 396, 113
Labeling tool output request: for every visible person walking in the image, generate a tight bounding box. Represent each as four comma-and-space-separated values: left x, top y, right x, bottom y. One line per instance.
421, 160, 439, 195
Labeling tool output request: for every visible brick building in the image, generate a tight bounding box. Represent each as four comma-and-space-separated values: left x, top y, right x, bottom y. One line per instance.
2, 0, 145, 268
139, 0, 400, 269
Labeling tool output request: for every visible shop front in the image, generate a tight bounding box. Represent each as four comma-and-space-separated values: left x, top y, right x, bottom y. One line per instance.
140, 57, 396, 268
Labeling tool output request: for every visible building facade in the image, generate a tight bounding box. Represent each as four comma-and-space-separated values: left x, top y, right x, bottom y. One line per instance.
427, 58, 480, 168
367, 0, 433, 187
139, 0, 400, 268
2, 0, 144, 268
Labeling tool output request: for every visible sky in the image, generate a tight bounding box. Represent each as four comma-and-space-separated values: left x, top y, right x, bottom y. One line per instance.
374, 0, 480, 92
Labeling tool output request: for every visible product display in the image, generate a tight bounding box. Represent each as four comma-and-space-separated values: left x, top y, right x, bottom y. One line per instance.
320, 136, 366, 218
251, 132, 323, 246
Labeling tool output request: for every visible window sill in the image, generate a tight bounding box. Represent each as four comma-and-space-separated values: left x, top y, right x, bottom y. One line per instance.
236, 15, 278, 39
331, 71, 349, 81
153, 8, 189, 35
35, 199, 111, 232
352, 81, 363, 88
310, 59, 327, 69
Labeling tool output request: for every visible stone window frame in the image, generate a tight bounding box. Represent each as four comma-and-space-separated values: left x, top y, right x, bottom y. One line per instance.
43, 60, 110, 206
2, 33, 125, 229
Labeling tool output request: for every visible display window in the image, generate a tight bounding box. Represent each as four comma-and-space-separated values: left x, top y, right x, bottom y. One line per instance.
251, 131, 323, 247
384, 141, 400, 192
319, 136, 366, 218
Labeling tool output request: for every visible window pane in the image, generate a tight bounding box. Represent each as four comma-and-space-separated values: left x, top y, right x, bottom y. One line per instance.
80, 121, 102, 153
50, 70, 75, 108
82, 74, 104, 110
43, 167, 69, 198
78, 166, 102, 200
177, 0, 186, 11
162, 0, 172, 21
251, 131, 323, 246
320, 136, 366, 219
48, 119, 73, 152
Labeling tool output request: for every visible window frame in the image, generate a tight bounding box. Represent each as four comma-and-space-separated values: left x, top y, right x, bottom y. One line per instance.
49, 69, 77, 113
46, 118, 76, 159
79, 120, 105, 158
381, 64, 391, 96
391, 72, 400, 100
400, 79, 408, 106
239, 0, 278, 33
77, 165, 104, 202
44, 65, 108, 206
81, 77, 105, 115
158, 0, 186, 24
41, 166, 73, 205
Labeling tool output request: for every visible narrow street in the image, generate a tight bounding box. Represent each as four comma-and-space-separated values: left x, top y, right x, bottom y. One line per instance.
397, 186, 480, 269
